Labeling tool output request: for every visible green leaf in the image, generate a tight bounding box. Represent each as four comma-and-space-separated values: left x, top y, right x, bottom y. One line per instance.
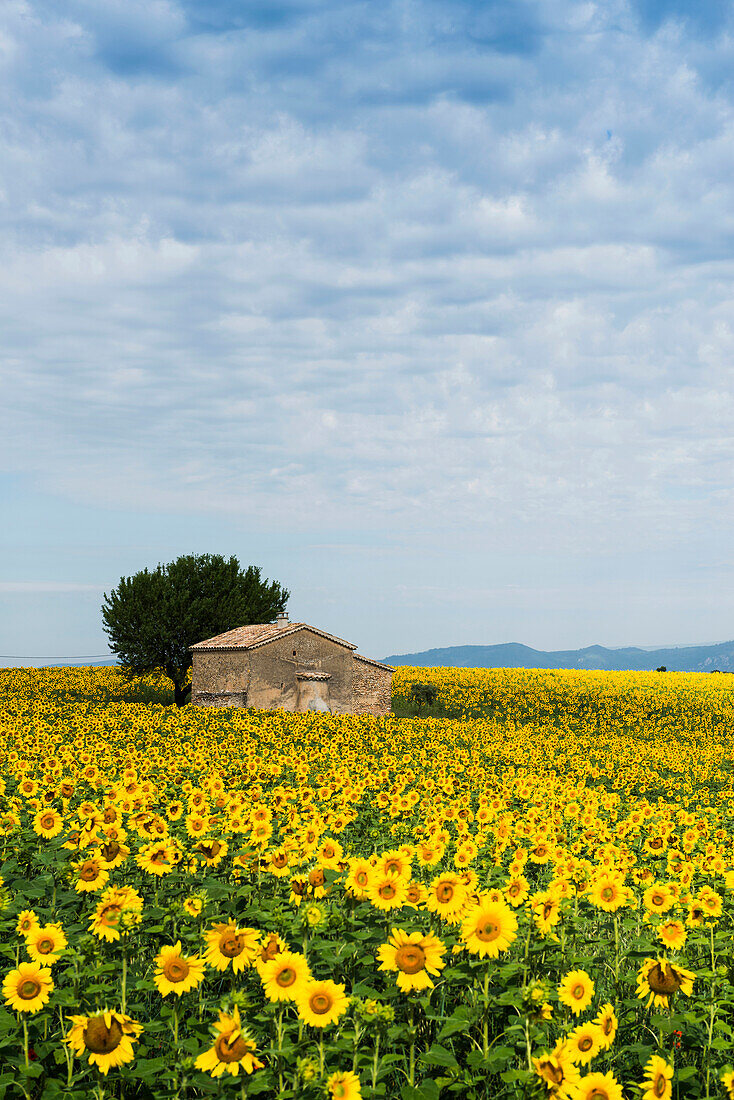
438, 1006, 476, 1039
677, 1067, 698, 1081
421, 1044, 459, 1069
500, 1069, 533, 1084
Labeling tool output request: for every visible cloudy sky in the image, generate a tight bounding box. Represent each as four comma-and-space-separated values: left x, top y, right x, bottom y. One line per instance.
2, 0, 734, 663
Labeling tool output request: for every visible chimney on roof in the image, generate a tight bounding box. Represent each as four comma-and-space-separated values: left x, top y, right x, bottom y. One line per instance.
275, 611, 289, 627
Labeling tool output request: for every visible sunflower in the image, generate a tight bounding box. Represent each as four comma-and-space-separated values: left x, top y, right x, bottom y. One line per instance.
16, 910, 40, 937
722, 1071, 734, 1100
3, 962, 54, 1013
460, 896, 517, 958
195, 1005, 264, 1077
532, 1042, 581, 1098
66, 1010, 142, 1075
345, 858, 373, 899
194, 838, 228, 867
573, 1071, 624, 1100
698, 889, 723, 918
98, 838, 130, 870
566, 1022, 603, 1065
26, 923, 67, 965
327, 1070, 362, 1099
263, 848, 291, 877
377, 928, 446, 992
296, 980, 349, 1028
33, 809, 63, 839
317, 837, 344, 868
405, 881, 428, 908
658, 920, 686, 951
154, 942, 205, 997
557, 970, 595, 1016
637, 958, 695, 1009
483, 888, 505, 904
260, 950, 311, 1002
89, 886, 144, 942
588, 873, 629, 913
307, 866, 330, 898
593, 1004, 618, 1050
367, 871, 410, 912
73, 857, 109, 893
426, 873, 468, 923
252, 933, 286, 978
643, 883, 676, 916
186, 813, 208, 838
641, 1055, 673, 1100
137, 842, 175, 876
416, 841, 444, 867
305, 903, 326, 928
529, 838, 553, 864
531, 890, 562, 935
376, 849, 412, 879
183, 896, 204, 917
504, 875, 530, 907
204, 922, 260, 973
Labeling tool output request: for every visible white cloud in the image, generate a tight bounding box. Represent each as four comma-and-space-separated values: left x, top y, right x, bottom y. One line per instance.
2, 0, 734, 566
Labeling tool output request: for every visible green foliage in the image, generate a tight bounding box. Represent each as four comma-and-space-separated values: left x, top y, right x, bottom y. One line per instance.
409, 683, 438, 710
101, 554, 289, 706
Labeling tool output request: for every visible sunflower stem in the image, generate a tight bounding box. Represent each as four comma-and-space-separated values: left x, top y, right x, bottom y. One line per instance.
482, 966, 489, 1060
58, 1006, 73, 1086
276, 1005, 284, 1093
705, 924, 716, 1099
22, 1015, 29, 1068
352, 1018, 361, 1072
121, 947, 127, 1014
371, 1030, 381, 1093
319, 1031, 325, 1077
408, 1004, 415, 1087
521, 924, 532, 990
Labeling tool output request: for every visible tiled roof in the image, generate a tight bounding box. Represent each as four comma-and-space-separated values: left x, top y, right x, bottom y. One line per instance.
190, 622, 357, 652
353, 653, 395, 671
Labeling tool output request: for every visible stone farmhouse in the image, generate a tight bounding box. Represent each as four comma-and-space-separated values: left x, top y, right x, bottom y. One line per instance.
190, 612, 394, 715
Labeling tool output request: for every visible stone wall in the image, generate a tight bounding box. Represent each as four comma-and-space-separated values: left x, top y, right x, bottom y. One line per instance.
352, 658, 393, 715
296, 672, 331, 711
191, 650, 250, 699
193, 690, 247, 708
191, 629, 389, 714
248, 629, 353, 712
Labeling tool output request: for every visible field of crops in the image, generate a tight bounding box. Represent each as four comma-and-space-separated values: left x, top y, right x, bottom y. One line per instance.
2, 665, 734, 1100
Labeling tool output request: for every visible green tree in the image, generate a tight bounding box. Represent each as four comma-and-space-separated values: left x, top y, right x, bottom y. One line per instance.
410, 682, 438, 711
102, 554, 289, 706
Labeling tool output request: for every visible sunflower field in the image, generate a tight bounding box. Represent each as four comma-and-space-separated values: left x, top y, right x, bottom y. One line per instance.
3, 666, 734, 1100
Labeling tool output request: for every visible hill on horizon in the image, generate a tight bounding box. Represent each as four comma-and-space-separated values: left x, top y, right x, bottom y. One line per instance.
382, 640, 734, 673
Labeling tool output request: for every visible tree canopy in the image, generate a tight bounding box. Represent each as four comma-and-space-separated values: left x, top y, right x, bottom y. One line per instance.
102, 554, 289, 706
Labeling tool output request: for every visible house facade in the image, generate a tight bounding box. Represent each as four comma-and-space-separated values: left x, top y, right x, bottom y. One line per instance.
190, 613, 393, 716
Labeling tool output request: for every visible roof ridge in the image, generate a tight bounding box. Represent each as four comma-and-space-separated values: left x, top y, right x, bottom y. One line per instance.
190, 621, 357, 651
353, 653, 395, 670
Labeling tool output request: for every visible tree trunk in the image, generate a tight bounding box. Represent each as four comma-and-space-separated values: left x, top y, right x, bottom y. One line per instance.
173, 682, 191, 707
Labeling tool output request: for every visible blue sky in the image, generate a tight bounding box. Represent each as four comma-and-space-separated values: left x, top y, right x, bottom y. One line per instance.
2, 0, 734, 663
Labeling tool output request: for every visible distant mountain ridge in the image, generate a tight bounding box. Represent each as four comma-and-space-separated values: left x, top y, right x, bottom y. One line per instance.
382, 640, 734, 673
